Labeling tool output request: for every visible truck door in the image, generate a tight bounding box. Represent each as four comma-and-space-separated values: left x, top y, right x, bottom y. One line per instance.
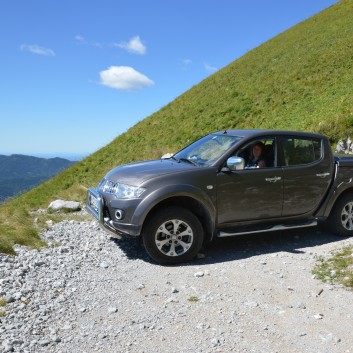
217, 137, 283, 225
280, 136, 333, 216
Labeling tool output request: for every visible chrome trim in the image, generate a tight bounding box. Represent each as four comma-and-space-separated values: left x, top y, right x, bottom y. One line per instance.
227, 156, 245, 171
86, 188, 122, 239
265, 176, 282, 183
218, 220, 318, 237
316, 173, 330, 178
103, 218, 122, 239
115, 209, 124, 220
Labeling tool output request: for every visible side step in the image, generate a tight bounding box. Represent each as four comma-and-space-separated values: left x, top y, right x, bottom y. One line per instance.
218, 220, 318, 238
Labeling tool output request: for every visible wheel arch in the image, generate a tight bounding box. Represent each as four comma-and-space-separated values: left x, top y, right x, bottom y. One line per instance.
333, 188, 353, 206
141, 195, 215, 245
325, 187, 353, 218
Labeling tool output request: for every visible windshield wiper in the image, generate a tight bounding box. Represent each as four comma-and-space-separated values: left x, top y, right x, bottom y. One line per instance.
170, 156, 180, 162
178, 158, 198, 166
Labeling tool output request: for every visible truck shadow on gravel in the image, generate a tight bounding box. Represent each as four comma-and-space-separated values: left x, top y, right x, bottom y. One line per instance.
109, 226, 347, 266
200, 228, 343, 265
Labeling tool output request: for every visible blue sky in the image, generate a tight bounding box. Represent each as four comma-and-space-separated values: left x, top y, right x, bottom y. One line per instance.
0, 0, 338, 160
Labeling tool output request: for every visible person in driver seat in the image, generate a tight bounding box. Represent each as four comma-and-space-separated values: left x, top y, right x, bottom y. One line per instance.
247, 141, 267, 168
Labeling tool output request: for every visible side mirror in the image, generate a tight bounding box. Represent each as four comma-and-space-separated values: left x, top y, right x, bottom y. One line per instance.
161, 153, 174, 159
226, 156, 245, 171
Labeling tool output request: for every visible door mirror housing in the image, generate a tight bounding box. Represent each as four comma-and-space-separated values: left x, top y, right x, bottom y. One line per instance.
227, 156, 245, 171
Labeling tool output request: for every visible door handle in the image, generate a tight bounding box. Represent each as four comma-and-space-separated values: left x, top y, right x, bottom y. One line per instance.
265, 176, 282, 183
316, 173, 330, 178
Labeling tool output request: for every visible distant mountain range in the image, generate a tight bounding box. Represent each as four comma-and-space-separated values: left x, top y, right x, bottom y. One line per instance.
0, 154, 76, 203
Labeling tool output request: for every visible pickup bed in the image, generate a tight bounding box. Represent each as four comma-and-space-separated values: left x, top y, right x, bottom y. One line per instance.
87, 130, 353, 264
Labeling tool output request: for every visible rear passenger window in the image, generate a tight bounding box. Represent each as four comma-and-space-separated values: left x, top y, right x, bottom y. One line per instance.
283, 138, 322, 166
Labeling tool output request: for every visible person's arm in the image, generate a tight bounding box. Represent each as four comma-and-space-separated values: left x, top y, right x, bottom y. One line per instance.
257, 160, 266, 168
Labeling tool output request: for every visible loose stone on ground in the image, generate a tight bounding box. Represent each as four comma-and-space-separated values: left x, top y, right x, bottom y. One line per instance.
1, 219, 353, 353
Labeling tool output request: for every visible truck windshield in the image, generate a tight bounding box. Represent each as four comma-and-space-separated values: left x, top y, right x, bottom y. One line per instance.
173, 134, 243, 166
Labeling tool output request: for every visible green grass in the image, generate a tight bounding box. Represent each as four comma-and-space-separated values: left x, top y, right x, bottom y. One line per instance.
187, 296, 200, 303
312, 246, 353, 288
1, 1, 353, 254
0, 194, 90, 254
0, 298, 7, 317
0, 206, 46, 254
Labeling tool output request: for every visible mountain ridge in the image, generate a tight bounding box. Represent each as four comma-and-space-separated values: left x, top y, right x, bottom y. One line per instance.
0, 154, 75, 203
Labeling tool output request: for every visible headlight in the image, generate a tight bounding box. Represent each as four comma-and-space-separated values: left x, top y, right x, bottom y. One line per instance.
98, 179, 145, 199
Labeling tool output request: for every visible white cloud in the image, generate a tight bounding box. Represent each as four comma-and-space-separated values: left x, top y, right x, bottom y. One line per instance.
75, 35, 85, 43
75, 35, 103, 48
182, 59, 192, 65
99, 66, 154, 92
115, 36, 146, 55
20, 44, 55, 56
204, 62, 218, 72
180, 59, 192, 70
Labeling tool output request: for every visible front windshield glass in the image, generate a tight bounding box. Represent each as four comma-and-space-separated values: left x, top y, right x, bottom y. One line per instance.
173, 133, 243, 167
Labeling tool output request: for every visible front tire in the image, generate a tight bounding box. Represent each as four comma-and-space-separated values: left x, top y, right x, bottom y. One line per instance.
329, 193, 353, 237
142, 206, 204, 264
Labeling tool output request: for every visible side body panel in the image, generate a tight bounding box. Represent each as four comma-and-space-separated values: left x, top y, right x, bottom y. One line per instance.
281, 164, 333, 216
216, 167, 283, 225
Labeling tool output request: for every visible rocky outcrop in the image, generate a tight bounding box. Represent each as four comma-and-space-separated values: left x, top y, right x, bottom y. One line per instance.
48, 200, 81, 212
335, 137, 353, 154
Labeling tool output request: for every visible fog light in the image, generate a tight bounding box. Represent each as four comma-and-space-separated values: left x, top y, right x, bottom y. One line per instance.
115, 209, 124, 220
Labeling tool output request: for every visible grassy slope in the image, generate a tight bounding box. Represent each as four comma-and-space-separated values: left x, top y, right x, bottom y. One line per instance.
1, 0, 353, 253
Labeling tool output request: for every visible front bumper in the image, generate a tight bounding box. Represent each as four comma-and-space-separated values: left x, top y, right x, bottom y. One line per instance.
87, 187, 141, 239
86, 187, 123, 238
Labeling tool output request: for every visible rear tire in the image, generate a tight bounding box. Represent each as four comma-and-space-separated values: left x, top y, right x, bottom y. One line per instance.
142, 206, 204, 264
329, 193, 353, 237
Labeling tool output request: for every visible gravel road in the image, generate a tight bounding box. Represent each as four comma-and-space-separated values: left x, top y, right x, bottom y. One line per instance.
1, 215, 353, 353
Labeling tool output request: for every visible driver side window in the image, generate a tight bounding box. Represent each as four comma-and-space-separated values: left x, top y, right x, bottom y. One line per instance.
237, 138, 276, 169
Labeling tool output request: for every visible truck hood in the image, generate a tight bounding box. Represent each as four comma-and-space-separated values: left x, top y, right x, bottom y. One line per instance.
104, 159, 195, 185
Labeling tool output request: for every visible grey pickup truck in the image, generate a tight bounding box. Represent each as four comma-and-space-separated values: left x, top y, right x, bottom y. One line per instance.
87, 130, 353, 264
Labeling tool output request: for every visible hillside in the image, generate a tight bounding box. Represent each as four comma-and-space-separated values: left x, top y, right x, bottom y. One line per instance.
0, 154, 75, 203
1, 0, 353, 253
